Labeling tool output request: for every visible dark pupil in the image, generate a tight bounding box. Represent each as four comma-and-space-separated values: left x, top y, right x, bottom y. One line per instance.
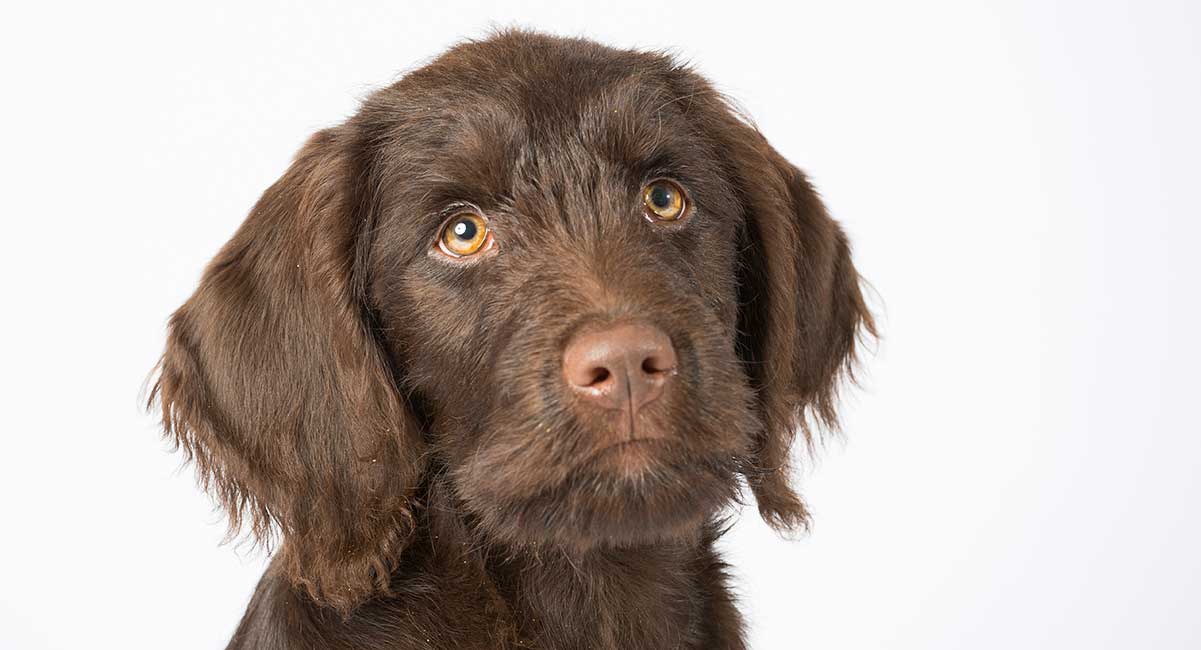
650, 185, 672, 209
452, 219, 477, 241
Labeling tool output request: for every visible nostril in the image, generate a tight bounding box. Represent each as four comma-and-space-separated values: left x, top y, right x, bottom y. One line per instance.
641, 354, 673, 375
567, 363, 613, 391
586, 366, 611, 387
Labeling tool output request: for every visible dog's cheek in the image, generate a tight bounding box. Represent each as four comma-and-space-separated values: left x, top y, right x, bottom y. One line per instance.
451, 370, 581, 501
394, 275, 490, 376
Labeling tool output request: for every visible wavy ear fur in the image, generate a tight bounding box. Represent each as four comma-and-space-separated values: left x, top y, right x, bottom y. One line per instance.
714, 108, 876, 531
150, 128, 424, 614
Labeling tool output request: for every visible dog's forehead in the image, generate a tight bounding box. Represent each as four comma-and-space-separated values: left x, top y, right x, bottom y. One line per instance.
417, 50, 690, 161
363, 35, 722, 230
422, 33, 680, 115
444, 77, 689, 182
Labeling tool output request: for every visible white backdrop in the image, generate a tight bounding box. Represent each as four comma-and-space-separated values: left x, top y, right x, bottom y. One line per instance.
2, 1, 1199, 648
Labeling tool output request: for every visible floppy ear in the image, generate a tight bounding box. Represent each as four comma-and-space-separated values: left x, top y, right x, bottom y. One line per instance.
719, 113, 876, 532
149, 128, 424, 614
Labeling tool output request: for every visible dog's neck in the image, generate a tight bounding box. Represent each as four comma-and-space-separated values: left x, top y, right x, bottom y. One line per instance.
485, 538, 706, 647
425, 480, 725, 649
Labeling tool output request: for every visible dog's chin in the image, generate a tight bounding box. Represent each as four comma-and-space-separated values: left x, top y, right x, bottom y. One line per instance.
467, 448, 742, 552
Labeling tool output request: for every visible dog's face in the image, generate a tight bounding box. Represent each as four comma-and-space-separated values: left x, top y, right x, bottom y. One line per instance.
152, 31, 873, 613
364, 53, 759, 550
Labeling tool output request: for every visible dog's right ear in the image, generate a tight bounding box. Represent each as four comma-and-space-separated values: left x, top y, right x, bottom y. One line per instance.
149, 128, 424, 615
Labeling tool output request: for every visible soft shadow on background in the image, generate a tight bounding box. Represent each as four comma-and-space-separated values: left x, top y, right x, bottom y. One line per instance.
1, 1, 1198, 648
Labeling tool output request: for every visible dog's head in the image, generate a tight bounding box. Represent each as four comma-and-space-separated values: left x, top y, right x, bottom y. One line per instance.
151, 30, 874, 613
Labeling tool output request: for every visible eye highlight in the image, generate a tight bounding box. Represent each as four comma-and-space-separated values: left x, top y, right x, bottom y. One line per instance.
642, 179, 688, 221
436, 212, 493, 258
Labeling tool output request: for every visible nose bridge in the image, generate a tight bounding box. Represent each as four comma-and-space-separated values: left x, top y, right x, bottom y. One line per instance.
551, 219, 664, 320
544, 258, 651, 334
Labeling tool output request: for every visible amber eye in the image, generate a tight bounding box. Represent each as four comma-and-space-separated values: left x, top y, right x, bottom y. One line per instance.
437, 212, 492, 258
642, 179, 687, 221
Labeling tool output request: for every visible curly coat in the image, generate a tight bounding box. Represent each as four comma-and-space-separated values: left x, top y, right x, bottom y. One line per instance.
151, 29, 874, 649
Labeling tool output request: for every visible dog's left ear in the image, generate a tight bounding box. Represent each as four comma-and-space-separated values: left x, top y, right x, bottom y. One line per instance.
711, 106, 877, 531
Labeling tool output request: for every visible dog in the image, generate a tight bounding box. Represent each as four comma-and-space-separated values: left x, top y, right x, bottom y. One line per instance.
150, 29, 874, 649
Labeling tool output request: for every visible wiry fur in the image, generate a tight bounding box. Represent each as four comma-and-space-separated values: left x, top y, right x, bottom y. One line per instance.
150, 29, 874, 649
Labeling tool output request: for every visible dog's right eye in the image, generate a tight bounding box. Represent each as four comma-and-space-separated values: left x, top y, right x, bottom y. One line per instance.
436, 212, 493, 258
642, 179, 688, 222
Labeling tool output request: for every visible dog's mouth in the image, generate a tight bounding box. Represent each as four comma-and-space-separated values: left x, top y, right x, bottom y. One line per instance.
454, 408, 747, 549
452, 333, 757, 549
582, 437, 676, 476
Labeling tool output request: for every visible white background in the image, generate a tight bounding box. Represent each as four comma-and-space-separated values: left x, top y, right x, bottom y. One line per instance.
2, 1, 1199, 648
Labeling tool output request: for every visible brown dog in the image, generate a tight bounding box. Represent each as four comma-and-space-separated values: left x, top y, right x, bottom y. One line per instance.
151, 29, 874, 649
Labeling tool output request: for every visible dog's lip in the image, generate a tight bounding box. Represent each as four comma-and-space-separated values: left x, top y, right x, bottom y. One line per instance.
582, 437, 674, 471
598, 438, 666, 453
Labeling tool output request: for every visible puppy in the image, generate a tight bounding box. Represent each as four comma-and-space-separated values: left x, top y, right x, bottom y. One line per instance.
151, 29, 874, 649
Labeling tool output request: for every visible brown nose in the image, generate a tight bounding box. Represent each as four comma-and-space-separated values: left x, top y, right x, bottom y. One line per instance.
563, 321, 677, 413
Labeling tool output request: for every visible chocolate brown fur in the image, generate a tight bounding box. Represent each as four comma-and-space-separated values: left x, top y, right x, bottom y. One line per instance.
150, 29, 874, 649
